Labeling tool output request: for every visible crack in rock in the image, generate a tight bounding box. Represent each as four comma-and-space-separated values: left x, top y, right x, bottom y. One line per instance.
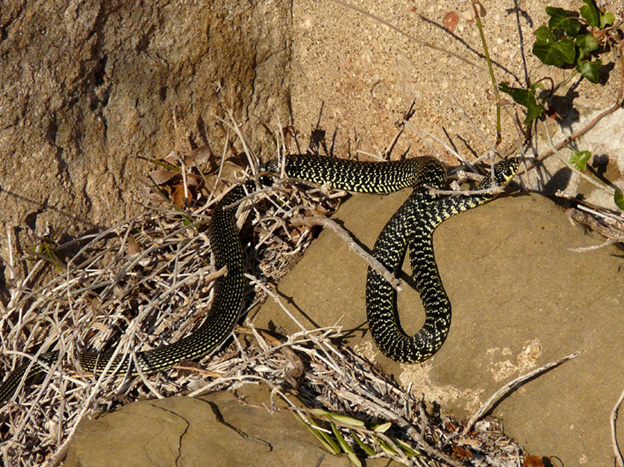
201, 399, 273, 453
150, 403, 191, 466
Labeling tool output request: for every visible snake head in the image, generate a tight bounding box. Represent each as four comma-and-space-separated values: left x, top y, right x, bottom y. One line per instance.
490, 157, 521, 188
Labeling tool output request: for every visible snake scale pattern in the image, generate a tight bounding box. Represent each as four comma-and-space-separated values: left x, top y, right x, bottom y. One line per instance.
0, 154, 519, 402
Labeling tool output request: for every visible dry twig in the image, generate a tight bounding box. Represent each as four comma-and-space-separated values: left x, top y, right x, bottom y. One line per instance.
290, 216, 402, 290
463, 350, 582, 435
612, 385, 624, 467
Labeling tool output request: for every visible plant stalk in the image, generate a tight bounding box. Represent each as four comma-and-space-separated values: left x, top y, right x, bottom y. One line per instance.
472, 0, 502, 145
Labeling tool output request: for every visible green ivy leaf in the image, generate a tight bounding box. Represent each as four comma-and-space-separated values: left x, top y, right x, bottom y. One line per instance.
576, 59, 602, 83
580, 0, 599, 28
576, 34, 599, 55
569, 150, 592, 170
499, 83, 545, 124
614, 189, 624, 210
600, 11, 614, 29
534, 25, 556, 42
546, 7, 582, 36
533, 29, 576, 67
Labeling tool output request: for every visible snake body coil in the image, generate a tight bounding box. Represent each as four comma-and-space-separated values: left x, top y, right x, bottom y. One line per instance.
366, 158, 519, 362
0, 155, 518, 402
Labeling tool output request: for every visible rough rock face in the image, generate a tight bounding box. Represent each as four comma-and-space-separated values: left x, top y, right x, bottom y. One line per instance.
0, 0, 291, 263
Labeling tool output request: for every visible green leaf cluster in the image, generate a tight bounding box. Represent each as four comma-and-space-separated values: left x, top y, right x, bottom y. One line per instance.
500, 1, 616, 126
532, 0, 614, 83
297, 410, 423, 466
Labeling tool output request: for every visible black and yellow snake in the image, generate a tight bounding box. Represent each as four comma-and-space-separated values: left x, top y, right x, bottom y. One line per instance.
0, 154, 519, 402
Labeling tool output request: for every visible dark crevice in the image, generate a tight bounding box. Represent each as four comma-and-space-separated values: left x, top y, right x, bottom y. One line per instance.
151, 404, 190, 466
201, 399, 273, 452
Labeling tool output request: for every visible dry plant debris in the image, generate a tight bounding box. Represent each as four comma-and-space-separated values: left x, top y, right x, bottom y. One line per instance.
0, 166, 342, 465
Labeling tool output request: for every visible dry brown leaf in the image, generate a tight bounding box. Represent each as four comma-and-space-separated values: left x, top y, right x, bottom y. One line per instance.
452, 445, 472, 459
163, 152, 179, 165
186, 145, 213, 167
161, 146, 216, 172
126, 234, 142, 256
472, 0, 486, 17
205, 159, 248, 198
172, 182, 191, 208
282, 125, 298, 151
185, 173, 203, 187
443, 11, 460, 33
150, 169, 179, 185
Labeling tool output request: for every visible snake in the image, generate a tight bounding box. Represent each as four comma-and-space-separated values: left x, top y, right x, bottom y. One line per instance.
0, 154, 519, 402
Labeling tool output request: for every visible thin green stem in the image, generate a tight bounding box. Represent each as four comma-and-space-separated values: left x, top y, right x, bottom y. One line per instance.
472, 1, 502, 145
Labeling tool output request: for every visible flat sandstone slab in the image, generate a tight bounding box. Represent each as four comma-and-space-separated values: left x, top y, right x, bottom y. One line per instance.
251, 192, 624, 465
65, 384, 366, 467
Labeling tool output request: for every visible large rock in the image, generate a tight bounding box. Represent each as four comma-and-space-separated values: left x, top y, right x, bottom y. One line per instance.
252, 192, 624, 465
0, 0, 291, 264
